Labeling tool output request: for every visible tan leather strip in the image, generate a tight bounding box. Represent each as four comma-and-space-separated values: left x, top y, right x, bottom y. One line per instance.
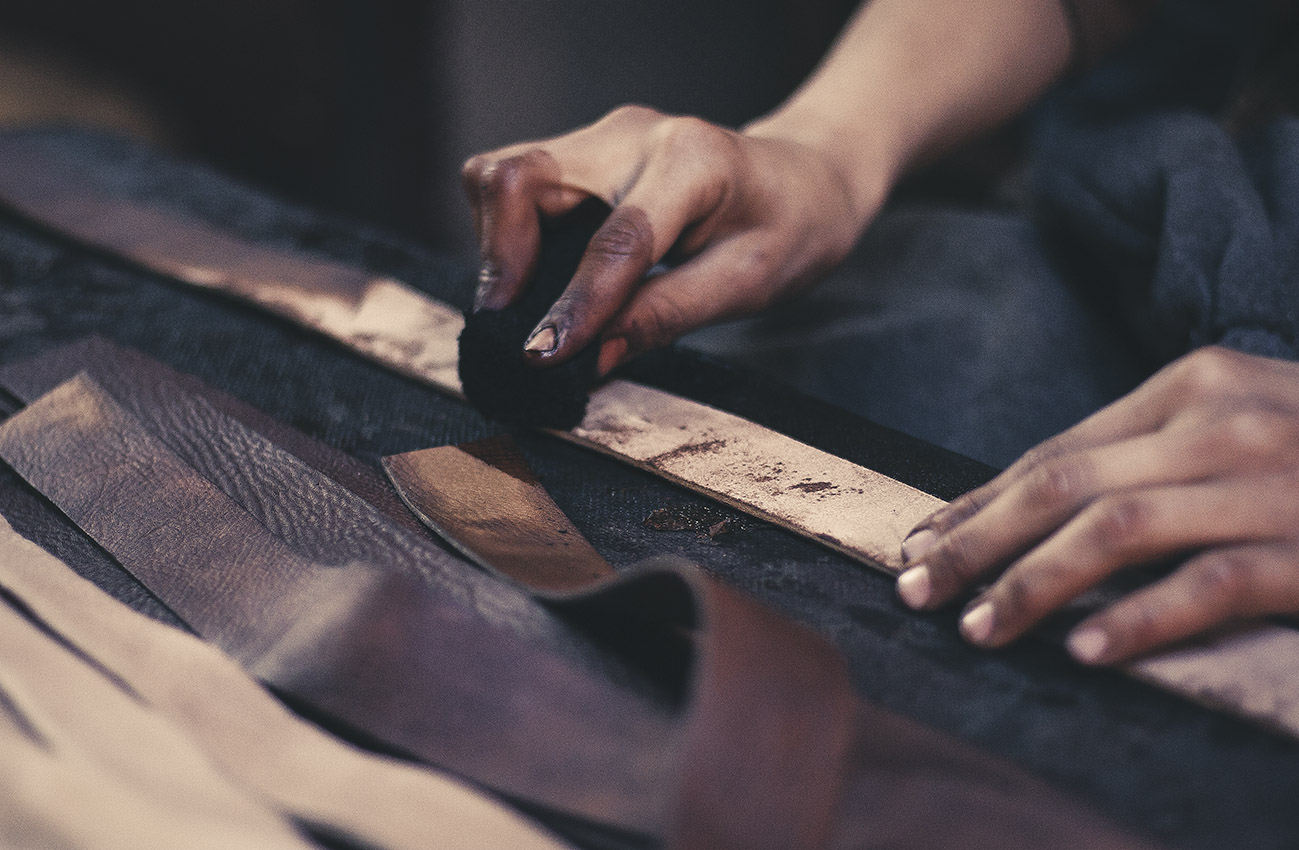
0, 132, 935, 574
0, 514, 572, 850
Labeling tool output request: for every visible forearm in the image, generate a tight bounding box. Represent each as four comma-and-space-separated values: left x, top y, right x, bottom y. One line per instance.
746, 0, 1077, 226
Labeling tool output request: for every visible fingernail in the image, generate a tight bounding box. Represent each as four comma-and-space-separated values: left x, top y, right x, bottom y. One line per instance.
961, 601, 995, 644
1067, 627, 1109, 665
597, 337, 629, 376
523, 325, 558, 355
896, 566, 931, 609
902, 528, 937, 565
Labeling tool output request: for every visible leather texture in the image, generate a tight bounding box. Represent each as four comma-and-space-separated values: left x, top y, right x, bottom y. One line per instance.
385, 436, 1162, 850
0, 514, 570, 850
0, 367, 676, 839
1, 128, 1297, 850
0, 344, 1160, 850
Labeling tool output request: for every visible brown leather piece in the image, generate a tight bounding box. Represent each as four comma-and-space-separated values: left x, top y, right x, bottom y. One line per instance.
385, 439, 1164, 850
0, 342, 1163, 849
0, 373, 676, 837
383, 438, 614, 592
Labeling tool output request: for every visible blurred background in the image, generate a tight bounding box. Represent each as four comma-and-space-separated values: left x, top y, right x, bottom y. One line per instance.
0, 0, 866, 259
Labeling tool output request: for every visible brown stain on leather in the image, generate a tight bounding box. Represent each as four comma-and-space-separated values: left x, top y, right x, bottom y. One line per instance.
789, 481, 835, 494
647, 438, 727, 466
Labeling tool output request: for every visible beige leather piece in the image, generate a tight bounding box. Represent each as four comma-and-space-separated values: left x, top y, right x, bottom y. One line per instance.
0, 515, 572, 850
1127, 622, 1299, 741
0, 592, 312, 850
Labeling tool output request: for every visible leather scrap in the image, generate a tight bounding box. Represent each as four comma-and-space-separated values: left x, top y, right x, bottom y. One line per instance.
383, 436, 614, 592
0, 513, 572, 850
384, 436, 1163, 850
0, 373, 676, 838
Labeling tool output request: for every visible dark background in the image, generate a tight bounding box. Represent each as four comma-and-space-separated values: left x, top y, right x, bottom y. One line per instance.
0, 0, 863, 253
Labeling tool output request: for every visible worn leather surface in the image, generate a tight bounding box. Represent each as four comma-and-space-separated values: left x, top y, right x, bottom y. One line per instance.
0, 127, 1295, 850
384, 437, 615, 592
0, 372, 677, 839
387, 435, 1162, 850
0, 515, 573, 850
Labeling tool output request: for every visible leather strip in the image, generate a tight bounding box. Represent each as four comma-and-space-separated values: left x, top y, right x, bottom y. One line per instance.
0, 132, 936, 574
384, 436, 1161, 850
0, 514, 572, 850
0, 139, 1294, 741
0, 374, 676, 836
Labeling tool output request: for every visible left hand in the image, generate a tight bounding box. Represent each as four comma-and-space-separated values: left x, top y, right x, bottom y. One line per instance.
894, 345, 1299, 665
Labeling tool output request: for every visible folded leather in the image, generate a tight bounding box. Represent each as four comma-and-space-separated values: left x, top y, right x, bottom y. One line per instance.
0, 358, 676, 838
0, 515, 569, 850
0, 340, 1163, 849
386, 437, 1161, 850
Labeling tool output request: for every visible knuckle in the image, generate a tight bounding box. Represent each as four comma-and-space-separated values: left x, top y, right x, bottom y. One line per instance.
929, 529, 983, 584
653, 115, 729, 153
1025, 457, 1093, 508
1112, 596, 1162, 642
1187, 554, 1253, 610
625, 296, 690, 350
1088, 496, 1153, 552
460, 154, 487, 185
996, 570, 1043, 617
1173, 346, 1240, 398
604, 103, 660, 126
588, 211, 655, 264
1219, 409, 1286, 456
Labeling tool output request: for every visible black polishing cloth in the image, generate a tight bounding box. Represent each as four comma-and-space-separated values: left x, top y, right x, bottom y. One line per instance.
458, 198, 611, 429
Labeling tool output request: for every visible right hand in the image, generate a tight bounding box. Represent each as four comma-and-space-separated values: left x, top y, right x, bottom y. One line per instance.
462, 104, 886, 375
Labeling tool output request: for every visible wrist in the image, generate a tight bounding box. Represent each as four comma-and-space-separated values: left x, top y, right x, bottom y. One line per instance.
743, 105, 900, 235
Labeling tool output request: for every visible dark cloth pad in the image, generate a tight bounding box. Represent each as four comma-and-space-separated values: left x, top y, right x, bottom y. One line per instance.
458, 197, 611, 428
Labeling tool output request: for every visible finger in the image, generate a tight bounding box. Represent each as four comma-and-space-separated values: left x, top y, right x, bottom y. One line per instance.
593, 233, 788, 374
1067, 542, 1299, 665
904, 352, 1299, 558
462, 150, 582, 311
900, 410, 1299, 608
524, 119, 734, 364
956, 477, 1299, 648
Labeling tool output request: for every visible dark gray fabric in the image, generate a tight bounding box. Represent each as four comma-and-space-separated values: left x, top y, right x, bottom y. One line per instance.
0, 128, 1297, 850
686, 206, 1152, 469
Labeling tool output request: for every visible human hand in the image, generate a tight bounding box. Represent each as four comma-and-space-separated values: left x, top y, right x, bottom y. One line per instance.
461, 104, 885, 375
895, 346, 1299, 665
